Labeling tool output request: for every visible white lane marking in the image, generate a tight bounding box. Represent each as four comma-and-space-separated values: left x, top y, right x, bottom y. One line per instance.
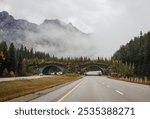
106, 85, 110, 88
115, 90, 124, 95
57, 80, 83, 102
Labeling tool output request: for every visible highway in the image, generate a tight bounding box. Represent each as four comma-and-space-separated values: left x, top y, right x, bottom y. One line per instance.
31, 76, 150, 102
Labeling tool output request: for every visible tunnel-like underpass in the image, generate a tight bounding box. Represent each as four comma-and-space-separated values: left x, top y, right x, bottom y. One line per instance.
81, 65, 104, 76
42, 66, 62, 75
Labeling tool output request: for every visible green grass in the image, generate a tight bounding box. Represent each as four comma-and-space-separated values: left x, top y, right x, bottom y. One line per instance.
0, 75, 80, 101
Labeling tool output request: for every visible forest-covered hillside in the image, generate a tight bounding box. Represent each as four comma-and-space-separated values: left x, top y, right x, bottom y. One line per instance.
112, 31, 150, 78
0, 41, 50, 77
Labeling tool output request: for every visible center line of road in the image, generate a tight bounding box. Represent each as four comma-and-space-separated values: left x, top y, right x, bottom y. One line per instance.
57, 80, 83, 102
115, 90, 124, 95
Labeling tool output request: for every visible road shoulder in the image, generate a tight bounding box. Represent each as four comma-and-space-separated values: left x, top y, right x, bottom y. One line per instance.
7, 82, 73, 102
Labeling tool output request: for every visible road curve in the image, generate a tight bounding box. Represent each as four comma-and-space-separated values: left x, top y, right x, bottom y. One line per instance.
30, 76, 150, 102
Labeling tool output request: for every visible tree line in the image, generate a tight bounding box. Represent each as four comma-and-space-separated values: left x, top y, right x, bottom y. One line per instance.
0, 40, 135, 77
0, 40, 114, 77
112, 31, 150, 79
0, 41, 50, 77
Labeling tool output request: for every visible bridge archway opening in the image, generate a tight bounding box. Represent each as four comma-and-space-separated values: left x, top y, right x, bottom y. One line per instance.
81, 65, 104, 76
42, 66, 63, 75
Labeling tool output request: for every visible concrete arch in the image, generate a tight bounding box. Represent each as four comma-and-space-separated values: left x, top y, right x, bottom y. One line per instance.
42, 65, 64, 75
38, 63, 68, 75
83, 65, 104, 72
78, 63, 109, 75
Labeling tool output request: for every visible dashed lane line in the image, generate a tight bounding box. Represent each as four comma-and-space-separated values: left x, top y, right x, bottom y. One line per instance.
115, 90, 124, 95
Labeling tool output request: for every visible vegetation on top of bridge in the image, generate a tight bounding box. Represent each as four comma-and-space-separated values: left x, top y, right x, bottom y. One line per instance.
78, 63, 109, 68
36, 63, 68, 68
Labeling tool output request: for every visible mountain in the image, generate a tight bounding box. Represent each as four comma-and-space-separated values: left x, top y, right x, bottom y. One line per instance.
0, 11, 38, 42
0, 11, 94, 57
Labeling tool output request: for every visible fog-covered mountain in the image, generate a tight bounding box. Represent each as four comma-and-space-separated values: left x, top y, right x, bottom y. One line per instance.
0, 11, 95, 57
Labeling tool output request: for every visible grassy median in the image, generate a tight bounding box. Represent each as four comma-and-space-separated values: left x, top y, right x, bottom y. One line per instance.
0, 74, 80, 101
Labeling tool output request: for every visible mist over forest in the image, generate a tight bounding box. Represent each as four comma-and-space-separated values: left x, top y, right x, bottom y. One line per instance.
0, 11, 98, 58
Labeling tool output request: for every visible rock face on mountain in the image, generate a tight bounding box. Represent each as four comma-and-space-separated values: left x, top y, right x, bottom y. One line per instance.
0, 11, 38, 42
0, 11, 93, 57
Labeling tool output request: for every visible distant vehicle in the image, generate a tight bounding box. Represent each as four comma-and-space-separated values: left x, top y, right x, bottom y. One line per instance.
97, 71, 102, 76
39, 73, 43, 76
49, 72, 63, 75
85, 71, 102, 76
56, 72, 63, 75
50, 72, 55, 75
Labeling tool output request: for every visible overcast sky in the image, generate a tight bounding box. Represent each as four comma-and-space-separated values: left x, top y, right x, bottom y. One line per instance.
0, 0, 150, 58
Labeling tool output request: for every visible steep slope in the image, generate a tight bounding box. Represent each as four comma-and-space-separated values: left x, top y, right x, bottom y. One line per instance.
0, 11, 38, 42
0, 11, 94, 57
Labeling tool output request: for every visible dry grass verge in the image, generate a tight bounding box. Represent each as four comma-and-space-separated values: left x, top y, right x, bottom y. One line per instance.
0, 74, 80, 101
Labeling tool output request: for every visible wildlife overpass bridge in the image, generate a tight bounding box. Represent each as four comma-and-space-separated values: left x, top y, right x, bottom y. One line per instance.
28, 63, 110, 75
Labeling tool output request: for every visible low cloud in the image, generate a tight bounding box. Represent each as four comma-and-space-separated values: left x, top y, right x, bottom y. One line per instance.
23, 22, 98, 58
1, 0, 150, 58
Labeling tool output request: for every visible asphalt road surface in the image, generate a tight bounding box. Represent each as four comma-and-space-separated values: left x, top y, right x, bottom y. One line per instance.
30, 76, 150, 102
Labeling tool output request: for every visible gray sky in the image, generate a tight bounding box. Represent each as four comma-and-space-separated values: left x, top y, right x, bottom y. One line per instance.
0, 0, 150, 58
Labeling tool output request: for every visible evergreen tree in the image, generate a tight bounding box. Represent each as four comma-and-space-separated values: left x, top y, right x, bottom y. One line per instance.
30, 48, 34, 59
112, 31, 150, 79
143, 32, 150, 78
8, 43, 17, 74
17, 54, 23, 76
0, 41, 8, 58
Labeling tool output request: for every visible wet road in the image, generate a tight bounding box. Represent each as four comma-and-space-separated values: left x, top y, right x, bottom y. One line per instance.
31, 76, 150, 102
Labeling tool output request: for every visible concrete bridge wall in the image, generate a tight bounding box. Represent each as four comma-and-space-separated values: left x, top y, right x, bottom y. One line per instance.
28, 63, 110, 75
